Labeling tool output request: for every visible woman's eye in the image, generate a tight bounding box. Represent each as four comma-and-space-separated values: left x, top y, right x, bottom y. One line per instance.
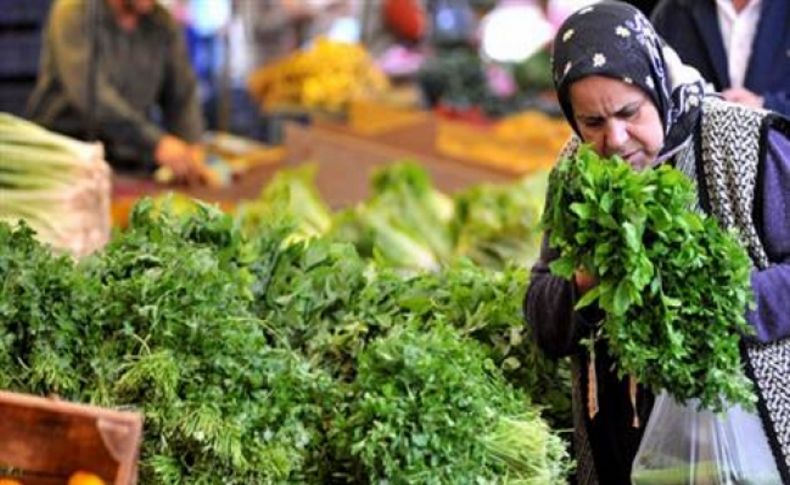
619, 104, 642, 119
583, 119, 604, 128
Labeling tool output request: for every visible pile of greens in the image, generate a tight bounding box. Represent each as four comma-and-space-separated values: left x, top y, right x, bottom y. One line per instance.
334, 323, 571, 483
0, 203, 334, 483
543, 146, 756, 411
0, 196, 572, 482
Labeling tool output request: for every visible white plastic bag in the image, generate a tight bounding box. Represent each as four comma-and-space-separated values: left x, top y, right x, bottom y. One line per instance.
631, 390, 782, 485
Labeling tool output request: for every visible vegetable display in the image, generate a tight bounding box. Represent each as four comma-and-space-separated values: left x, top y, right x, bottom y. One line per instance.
0, 192, 572, 482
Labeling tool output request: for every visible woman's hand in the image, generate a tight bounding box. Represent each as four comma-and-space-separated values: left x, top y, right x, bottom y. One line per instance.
574, 268, 598, 294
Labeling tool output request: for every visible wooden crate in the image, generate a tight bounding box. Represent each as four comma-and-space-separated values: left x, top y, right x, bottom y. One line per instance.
0, 391, 143, 485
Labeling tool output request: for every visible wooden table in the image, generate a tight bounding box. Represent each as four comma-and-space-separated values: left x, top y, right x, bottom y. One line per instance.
111, 162, 283, 226
111, 111, 539, 222
282, 115, 518, 209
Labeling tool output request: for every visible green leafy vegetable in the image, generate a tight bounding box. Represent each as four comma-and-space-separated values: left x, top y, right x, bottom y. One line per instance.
453, 171, 548, 269
542, 146, 755, 411
236, 164, 332, 243
335, 323, 571, 484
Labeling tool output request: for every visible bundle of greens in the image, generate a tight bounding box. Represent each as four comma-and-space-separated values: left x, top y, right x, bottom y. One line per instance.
0, 113, 110, 257
255, 235, 372, 365
543, 146, 755, 411
384, 259, 572, 426
453, 171, 548, 269
334, 323, 572, 484
0, 221, 97, 395
330, 162, 454, 272
235, 164, 332, 243
95, 201, 343, 483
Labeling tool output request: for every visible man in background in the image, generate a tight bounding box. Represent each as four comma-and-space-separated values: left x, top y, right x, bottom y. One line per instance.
28, 0, 208, 182
652, 0, 790, 116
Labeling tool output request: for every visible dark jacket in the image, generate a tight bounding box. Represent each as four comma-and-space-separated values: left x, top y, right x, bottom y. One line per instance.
651, 0, 790, 117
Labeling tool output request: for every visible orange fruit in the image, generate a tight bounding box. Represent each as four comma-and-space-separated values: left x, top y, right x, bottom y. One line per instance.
67, 471, 105, 485
0, 478, 23, 485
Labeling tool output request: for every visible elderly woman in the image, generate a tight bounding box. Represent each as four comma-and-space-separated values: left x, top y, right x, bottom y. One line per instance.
524, 2, 790, 484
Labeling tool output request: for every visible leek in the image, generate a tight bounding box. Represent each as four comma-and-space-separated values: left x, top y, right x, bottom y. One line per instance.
0, 112, 110, 256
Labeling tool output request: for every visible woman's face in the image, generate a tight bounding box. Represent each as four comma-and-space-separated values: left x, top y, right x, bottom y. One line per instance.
569, 75, 664, 170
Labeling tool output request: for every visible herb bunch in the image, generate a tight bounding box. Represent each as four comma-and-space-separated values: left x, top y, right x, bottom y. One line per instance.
543, 146, 755, 411
335, 323, 572, 484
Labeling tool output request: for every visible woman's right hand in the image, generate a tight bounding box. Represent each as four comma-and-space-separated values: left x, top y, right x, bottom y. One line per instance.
574, 268, 598, 294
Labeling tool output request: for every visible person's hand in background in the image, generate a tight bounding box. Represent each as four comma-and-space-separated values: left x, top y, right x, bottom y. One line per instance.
188, 145, 222, 187
722, 87, 764, 109
155, 134, 197, 182
154, 135, 216, 185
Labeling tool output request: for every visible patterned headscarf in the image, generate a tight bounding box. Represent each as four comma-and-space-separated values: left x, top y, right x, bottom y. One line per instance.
552, 1, 708, 159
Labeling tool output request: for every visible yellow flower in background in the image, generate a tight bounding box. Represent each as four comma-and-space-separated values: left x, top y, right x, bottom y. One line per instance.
248, 38, 389, 114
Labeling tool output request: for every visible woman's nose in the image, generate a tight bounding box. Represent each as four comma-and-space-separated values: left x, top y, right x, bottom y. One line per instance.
604, 120, 629, 153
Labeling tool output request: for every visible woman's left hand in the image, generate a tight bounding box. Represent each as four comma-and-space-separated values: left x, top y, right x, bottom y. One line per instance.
574, 268, 598, 294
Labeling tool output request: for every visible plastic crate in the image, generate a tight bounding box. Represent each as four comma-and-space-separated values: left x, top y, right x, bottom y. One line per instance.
0, 0, 52, 27
0, 31, 43, 78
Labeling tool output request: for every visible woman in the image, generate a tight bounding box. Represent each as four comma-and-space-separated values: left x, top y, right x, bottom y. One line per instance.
524, 2, 790, 484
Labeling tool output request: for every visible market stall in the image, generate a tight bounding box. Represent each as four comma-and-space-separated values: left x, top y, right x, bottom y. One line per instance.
0, 1, 681, 484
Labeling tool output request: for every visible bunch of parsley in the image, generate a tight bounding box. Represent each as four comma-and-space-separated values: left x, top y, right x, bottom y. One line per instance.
543, 146, 755, 411
0, 221, 98, 396
333, 323, 572, 484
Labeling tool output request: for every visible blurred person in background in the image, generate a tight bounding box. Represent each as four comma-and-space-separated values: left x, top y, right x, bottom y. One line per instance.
234, 0, 355, 75
27, 0, 209, 182
182, 0, 232, 130
651, 0, 790, 116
